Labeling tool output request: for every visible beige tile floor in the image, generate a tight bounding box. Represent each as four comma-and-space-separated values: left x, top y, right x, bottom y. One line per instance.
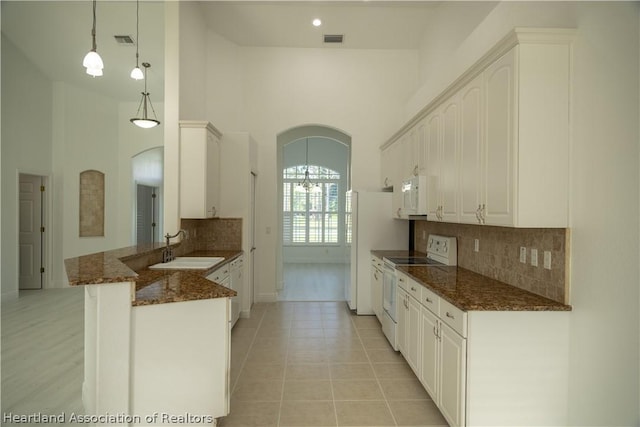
218, 301, 448, 427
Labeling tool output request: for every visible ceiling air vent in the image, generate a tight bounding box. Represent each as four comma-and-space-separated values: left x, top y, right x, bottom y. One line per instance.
114, 35, 135, 46
324, 34, 344, 44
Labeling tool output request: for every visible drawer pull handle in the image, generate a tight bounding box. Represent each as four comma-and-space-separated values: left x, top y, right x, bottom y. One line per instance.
425, 297, 432, 303
446, 312, 455, 319
411, 286, 417, 292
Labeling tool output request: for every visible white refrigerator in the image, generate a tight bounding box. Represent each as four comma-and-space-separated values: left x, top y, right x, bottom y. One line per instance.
347, 191, 408, 314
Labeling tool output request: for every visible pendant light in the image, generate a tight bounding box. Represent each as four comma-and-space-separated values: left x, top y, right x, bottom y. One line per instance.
82, 0, 104, 77
295, 138, 322, 193
130, 0, 144, 80
130, 63, 160, 128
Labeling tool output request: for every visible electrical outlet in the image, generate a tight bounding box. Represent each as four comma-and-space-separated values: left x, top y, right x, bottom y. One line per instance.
422, 230, 426, 240
519, 247, 527, 263
474, 239, 480, 252
544, 251, 552, 269
530, 249, 538, 267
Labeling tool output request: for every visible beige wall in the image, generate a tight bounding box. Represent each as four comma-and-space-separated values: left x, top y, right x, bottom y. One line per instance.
204, 41, 420, 302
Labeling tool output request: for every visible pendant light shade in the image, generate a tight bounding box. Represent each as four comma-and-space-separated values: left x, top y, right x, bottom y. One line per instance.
130, 0, 144, 80
83, 0, 103, 77
130, 63, 160, 129
130, 66, 144, 80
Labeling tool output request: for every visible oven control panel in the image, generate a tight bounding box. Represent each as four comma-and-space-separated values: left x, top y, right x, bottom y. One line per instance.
426, 235, 457, 266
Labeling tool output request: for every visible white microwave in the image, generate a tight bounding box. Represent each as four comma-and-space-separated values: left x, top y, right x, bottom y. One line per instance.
400, 175, 427, 217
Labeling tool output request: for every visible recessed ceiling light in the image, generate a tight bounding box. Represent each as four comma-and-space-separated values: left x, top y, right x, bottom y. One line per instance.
312, 18, 322, 27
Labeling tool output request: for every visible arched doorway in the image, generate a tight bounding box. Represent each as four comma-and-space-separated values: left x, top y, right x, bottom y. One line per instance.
277, 125, 351, 301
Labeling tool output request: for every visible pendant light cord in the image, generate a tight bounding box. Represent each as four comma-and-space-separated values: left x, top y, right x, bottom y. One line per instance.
91, 0, 97, 51
135, 0, 140, 66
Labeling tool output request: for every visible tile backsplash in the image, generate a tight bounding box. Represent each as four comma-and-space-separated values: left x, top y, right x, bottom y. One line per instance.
414, 221, 569, 304
181, 218, 243, 252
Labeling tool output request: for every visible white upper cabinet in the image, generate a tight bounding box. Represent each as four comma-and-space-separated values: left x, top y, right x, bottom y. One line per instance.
381, 28, 574, 227
459, 75, 484, 225
425, 95, 459, 222
425, 110, 441, 219
179, 121, 222, 219
440, 96, 459, 223
483, 49, 515, 226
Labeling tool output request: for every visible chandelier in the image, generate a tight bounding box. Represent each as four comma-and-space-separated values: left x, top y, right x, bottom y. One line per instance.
295, 138, 322, 193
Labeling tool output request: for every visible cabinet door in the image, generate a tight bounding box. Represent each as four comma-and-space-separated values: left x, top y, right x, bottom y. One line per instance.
415, 119, 427, 176
440, 96, 459, 222
381, 146, 393, 189
405, 127, 419, 177
439, 322, 467, 427
459, 74, 484, 224
180, 122, 221, 219
396, 287, 408, 355
425, 111, 441, 218
420, 307, 439, 400
406, 296, 422, 377
230, 258, 243, 327
371, 265, 383, 322
387, 143, 404, 218
484, 48, 515, 226
206, 132, 220, 217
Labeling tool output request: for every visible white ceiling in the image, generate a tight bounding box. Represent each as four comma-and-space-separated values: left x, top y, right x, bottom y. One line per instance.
2, 1, 440, 102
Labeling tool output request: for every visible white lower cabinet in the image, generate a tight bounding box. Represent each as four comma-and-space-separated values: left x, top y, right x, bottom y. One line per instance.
406, 294, 422, 375
397, 286, 408, 355
229, 256, 244, 328
370, 256, 384, 322
420, 306, 439, 403
398, 272, 425, 378
439, 321, 467, 427
395, 269, 571, 427
420, 304, 467, 427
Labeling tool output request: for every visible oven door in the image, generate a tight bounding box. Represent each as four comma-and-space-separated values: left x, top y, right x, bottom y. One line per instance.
382, 263, 397, 322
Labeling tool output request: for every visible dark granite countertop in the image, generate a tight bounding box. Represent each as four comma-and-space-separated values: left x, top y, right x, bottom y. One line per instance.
64, 245, 240, 306
372, 250, 571, 312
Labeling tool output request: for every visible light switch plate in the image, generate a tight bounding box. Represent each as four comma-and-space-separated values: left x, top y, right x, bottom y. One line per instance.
519, 247, 527, 263
530, 249, 538, 267
474, 239, 479, 252
544, 251, 552, 269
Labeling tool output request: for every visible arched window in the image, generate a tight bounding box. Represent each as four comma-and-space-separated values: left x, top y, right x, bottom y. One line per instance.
283, 165, 341, 244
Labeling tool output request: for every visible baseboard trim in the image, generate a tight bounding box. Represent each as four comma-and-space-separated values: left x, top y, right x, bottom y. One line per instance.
256, 293, 278, 303
1, 290, 19, 303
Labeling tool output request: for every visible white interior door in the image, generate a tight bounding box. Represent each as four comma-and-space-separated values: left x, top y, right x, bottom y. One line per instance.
19, 174, 44, 290
250, 171, 257, 306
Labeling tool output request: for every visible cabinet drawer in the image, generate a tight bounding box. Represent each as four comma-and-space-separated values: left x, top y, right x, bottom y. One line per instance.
397, 271, 409, 292
440, 299, 467, 337
371, 256, 383, 269
207, 265, 230, 283
405, 278, 422, 302
421, 287, 440, 316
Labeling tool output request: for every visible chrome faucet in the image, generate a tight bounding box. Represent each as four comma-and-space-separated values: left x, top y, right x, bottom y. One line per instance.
162, 229, 186, 263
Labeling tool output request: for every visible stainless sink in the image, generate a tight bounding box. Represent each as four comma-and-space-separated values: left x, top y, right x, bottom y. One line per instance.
149, 257, 225, 270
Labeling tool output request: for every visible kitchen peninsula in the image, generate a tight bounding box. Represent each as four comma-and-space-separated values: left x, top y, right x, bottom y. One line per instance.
65, 240, 241, 426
